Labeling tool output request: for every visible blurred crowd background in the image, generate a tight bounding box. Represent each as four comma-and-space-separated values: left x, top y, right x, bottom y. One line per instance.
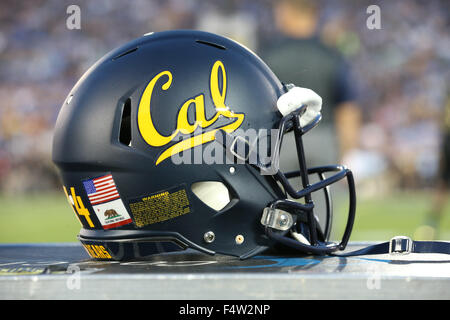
0, 0, 448, 204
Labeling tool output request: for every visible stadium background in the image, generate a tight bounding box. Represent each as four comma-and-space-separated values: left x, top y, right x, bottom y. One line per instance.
0, 0, 449, 243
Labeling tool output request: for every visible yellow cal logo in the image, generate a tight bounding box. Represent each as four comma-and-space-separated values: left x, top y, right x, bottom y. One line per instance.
137, 60, 244, 165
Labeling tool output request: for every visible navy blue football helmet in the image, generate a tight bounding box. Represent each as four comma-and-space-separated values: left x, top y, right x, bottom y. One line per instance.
52, 30, 356, 260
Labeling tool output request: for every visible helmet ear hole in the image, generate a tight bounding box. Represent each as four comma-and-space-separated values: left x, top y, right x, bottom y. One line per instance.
191, 181, 231, 211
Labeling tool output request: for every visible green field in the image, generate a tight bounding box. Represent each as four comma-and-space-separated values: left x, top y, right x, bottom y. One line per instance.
0, 192, 81, 243
0, 191, 449, 243
334, 191, 450, 241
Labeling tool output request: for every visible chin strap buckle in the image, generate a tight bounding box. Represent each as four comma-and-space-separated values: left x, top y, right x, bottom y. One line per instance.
389, 236, 413, 255
261, 208, 294, 231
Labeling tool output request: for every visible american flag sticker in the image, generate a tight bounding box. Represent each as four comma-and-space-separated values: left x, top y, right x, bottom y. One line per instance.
83, 174, 119, 205
82, 174, 132, 229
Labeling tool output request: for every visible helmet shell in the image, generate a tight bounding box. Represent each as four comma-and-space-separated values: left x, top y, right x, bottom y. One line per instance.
53, 30, 286, 259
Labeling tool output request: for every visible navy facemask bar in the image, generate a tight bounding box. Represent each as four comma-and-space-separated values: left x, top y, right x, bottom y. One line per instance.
262, 108, 356, 255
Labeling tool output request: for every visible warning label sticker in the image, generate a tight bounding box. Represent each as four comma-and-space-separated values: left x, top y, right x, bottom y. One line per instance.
128, 185, 191, 227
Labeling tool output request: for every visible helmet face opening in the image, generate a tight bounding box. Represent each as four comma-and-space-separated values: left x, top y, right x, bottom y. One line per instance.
52, 30, 356, 261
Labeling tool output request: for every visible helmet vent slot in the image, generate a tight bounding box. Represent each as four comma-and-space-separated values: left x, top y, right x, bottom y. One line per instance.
195, 40, 226, 50
119, 98, 132, 146
191, 181, 231, 211
112, 47, 138, 60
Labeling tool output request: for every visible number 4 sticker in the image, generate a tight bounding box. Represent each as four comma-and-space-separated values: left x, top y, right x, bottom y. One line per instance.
63, 186, 94, 228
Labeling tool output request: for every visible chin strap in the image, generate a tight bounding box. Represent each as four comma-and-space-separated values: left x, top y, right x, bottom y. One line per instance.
333, 236, 450, 257
262, 208, 450, 256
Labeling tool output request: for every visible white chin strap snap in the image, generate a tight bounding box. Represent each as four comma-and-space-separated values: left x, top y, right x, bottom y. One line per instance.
276, 85, 322, 127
